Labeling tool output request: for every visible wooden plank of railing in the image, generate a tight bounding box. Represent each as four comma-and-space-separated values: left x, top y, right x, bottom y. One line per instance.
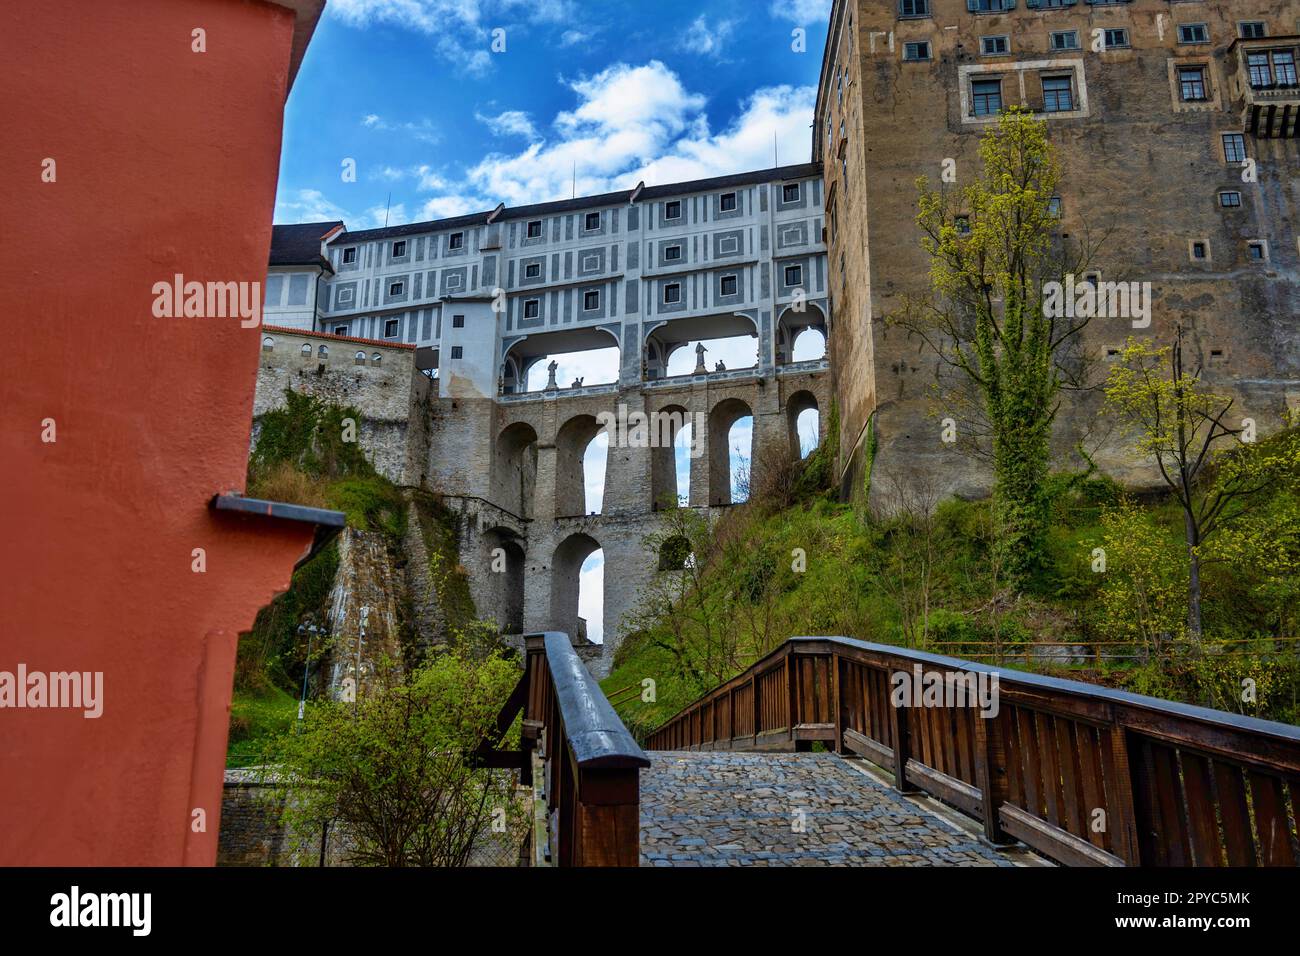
644, 635, 1300, 868
523, 632, 649, 867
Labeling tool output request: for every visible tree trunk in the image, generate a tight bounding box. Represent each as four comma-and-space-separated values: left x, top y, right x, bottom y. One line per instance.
1184, 510, 1203, 643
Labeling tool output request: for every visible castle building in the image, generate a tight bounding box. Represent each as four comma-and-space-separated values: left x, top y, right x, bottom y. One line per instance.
262, 167, 834, 670
816, 0, 1300, 503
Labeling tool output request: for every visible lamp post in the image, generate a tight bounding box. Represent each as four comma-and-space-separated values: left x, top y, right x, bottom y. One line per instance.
295, 622, 329, 723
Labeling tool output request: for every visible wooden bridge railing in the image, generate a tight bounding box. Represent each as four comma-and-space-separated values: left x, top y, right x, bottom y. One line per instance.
504, 633, 648, 866
645, 637, 1300, 867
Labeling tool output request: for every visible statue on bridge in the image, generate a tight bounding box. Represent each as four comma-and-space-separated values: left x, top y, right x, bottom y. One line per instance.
715, 360, 726, 372
545, 359, 558, 390
694, 342, 707, 374
571, 376, 584, 388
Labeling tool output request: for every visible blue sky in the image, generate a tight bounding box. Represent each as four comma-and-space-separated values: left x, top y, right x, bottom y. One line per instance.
276, 0, 830, 227
276, 0, 832, 643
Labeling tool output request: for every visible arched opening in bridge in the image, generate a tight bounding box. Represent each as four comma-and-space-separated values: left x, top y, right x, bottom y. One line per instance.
482, 528, 525, 634
787, 390, 821, 460
555, 414, 607, 517
493, 422, 538, 519
551, 533, 603, 644
776, 304, 827, 366
649, 403, 693, 510
658, 535, 693, 571
708, 397, 754, 506
502, 327, 621, 394
646, 313, 759, 380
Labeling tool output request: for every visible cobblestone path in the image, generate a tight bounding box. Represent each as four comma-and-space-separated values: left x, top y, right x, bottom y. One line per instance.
640, 751, 1020, 867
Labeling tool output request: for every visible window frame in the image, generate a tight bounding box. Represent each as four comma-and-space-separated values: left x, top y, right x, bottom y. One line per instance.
1050, 31, 1080, 52
782, 182, 802, 203
342, 247, 357, 264
391, 240, 407, 258
663, 282, 682, 305
448, 232, 464, 250
1222, 133, 1248, 164
719, 192, 738, 212
1041, 74, 1075, 113
583, 211, 601, 231
1103, 29, 1130, 51
524, 262, 542, 279
664, 200, 682, 221
720, 274, 739, 297
971, 77, 1004, 117
526, 220, 543, 239
383, 319, 399, 338
1239, 22, 1267, 40
523, 298, 541, 319
904, 40, 932, 62
450, 345, 463, 359
898, 0, 929, 17
333, 324, 348, 336
583, 289, 601, 312
784, 264, 804, 287
1178, 65, 1208, 102
1219, 191, 1242, 209
388, 280, 405, 297
1177, 23, 1210, 46
980, 35, 1010, 57
451, 314, 465, 328
664, 244, 683, 262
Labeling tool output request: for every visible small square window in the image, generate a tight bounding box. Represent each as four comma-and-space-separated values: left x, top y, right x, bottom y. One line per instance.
392, 240, 407, 258
782, 183, 801, 203
1050, 31, 1079, 52
384, 319, 399, 338
981, 35, 1009, 57
1048, 196, 1063, 217
334, 325, 348, 336
449, 232, 464, 250
904, 41, 931, 62
664, 200, 682, 220
389, 280, 404, 296
451, 346, 463, 359
1178, 24, 1209, 45
1248, 241, 1267, 261
526, 220, 543, 239
1219, 191, 1242, 208
1104, 29, 1129, 50
1192, 242, 1208, 260
525, 262, 541, 278
720, 192, 738, 212
1222, 133, 1247, 164
342, 247, 357, 264
584, 212, 601, 230
665, 244, 682, 262
720, 275, 738, 296
784, 264, 803, 286
1239, 22, 1267, 40
663, 283, 682, 304
523, 299, 540, 319
452, 314, 465, 328
583, 290, 601, 311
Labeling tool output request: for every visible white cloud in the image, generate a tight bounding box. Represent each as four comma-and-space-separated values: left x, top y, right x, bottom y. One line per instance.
361, 114, 440, 144
679, 15, 737, 59
559, 29, 592, 47
476, 109, 538, 139
769, 0, 832, 25
364, 202, 408, 228
274, 188, 352, 224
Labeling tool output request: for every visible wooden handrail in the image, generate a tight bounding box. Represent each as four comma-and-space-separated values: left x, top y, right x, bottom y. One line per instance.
521, 632, 649, 866
646, 636, 1300, 867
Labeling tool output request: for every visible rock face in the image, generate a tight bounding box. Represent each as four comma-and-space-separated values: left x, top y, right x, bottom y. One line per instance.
324, 528, 407, 697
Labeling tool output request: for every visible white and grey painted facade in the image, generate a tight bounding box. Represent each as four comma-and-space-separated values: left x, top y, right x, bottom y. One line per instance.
288, 164, 831, 398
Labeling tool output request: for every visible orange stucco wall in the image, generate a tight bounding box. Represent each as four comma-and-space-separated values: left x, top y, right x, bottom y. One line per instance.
0, 0, 318, 865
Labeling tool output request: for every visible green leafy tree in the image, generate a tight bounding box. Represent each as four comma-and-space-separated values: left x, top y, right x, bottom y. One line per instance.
1104, 329, 1300, 641
262, 652, 527, 867
894, 109, 1102, 586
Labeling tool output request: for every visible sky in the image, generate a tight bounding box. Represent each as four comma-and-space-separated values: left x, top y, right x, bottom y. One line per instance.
275, 0, 833, 643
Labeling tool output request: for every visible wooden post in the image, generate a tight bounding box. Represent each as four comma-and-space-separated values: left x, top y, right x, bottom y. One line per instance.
972, 708, 1011, 844
887, 681, 917, 793
1104, 723, 1142, 865
830, 652, 843, 754
574, 767, 642, 867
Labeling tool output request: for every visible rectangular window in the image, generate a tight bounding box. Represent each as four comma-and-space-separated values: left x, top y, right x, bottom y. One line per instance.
1248, 52, 1273, 87
899, 0, 929, 16
1104, 29, 1130, 50
972, 78, 1003, 116
452, 314, 465, 328
1274, 50, 1298, 86
1248, 242, 1266, 261
663, 283, 682, 304
1223, 133, 1247, 164
338, 288, 354, 305
1048, 196, 1063, 217
720, 275, 738, 296
523, 299, 540, 319
981, 35, 1009, 57
342, 247, 357, 264
525, 262, 541, 278
1239, 22, 1267, 40
445, 273, 463, 290
334, 324, 348, 336
449, 232, 464, 250
717, 236, 739, 255
384, 319, 399, 338
526, 220, 542, 238
450, 346, 463, 359
664, 200, 682, 220
1177, 24, 1209, 45
1192, 242, 1207, 260
1042, 76, 1074, 113
584, 212, 601, 230
782, 183, 801, 203
971, 0, 1012, 11
391, 240, 407, 257
583, 290, 600, 311
665, 244, 682, 261
720, 192, 738, 212
1050, 31, 1080, 52
784, 264, 803, 287
1219, 191, 1242, 208
904, 41, 931, 61
388, 280, 404, 296
1179, 67, 1208, 102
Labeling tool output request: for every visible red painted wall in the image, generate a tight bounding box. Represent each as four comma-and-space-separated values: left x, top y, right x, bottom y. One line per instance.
0, 0, 321, 865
